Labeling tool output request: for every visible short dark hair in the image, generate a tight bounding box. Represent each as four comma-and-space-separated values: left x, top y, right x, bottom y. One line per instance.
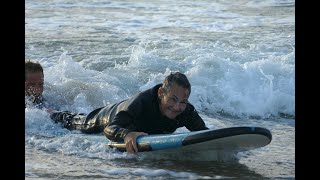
162, 72, 191, 94
25, 60, 43, 80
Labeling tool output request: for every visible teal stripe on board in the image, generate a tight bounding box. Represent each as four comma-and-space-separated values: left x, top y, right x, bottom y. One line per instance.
136, 133, 190, 150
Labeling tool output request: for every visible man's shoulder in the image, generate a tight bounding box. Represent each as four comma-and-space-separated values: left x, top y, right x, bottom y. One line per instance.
186, 102, 196, 111
124, 84, 161, 110
135, 84, 161, 100
178, 103, 198, 118
140, 84, 162, 94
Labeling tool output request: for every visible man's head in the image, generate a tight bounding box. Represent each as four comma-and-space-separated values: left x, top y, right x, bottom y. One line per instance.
25, 60, 44, 100
157, 72, 191, 119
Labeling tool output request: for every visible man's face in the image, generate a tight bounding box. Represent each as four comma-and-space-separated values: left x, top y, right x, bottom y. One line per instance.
25, 72, 44, 99
158, 84, 190, 119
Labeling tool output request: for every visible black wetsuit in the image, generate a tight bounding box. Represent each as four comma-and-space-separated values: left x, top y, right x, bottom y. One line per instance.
50, 84, 209, 142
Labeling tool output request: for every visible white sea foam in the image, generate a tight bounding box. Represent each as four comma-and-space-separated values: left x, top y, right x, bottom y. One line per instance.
102, 167, 228, 179
39, 41, 294, 118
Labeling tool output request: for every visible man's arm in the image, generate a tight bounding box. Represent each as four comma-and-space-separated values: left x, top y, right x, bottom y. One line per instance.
103, 111, 148, 153
103, 111, 136, 141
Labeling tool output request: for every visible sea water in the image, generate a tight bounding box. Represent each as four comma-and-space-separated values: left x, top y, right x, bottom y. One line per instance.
25, 0, 295, 179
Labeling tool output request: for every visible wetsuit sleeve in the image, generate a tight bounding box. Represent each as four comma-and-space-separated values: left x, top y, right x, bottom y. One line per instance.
183, 104, 209, 131
103, 111, 136, 142
103, 99, 143, 142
